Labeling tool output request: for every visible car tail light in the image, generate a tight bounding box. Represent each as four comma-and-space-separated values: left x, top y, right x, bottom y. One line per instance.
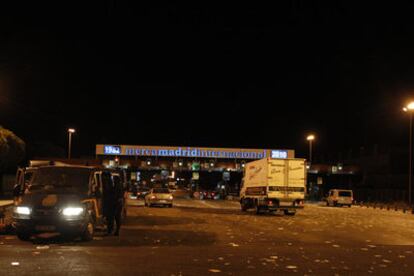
212, 192, 215, 196
268, 201, 273, 205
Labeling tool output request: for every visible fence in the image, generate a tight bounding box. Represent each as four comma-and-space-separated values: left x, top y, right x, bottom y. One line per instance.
355, 200, 414, 214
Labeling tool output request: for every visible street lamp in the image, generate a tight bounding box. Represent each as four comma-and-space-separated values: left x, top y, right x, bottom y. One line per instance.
306, 134, 315, 163
403, 102, 414, 205
67, 128, 76, 159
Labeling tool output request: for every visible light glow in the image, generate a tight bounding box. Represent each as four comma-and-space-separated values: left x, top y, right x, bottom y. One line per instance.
306, 134, 315, 141
15, 206, 31, 215
62, 207, 84, 216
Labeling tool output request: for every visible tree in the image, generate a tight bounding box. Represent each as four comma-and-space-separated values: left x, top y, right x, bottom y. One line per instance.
0, 126, 25, 172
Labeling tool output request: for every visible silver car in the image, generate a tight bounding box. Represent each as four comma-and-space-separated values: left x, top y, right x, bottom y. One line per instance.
145, 188, 173, 208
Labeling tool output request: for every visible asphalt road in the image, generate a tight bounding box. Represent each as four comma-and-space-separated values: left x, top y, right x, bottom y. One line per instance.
1, 198, 414, 275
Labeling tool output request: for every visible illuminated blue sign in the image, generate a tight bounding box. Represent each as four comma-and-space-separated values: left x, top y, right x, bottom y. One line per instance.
99, 145, 293, 159
104, 145, 121, 155
123, 147, 267, 159
271, 150, 288, 159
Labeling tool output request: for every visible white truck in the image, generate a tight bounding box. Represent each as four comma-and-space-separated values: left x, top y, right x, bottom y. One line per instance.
240, 158, 306, 215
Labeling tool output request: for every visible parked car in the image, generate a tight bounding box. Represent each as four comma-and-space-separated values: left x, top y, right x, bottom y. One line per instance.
326, 189, 353, 207
201, 190, 218, 200
145, 188, 173, 207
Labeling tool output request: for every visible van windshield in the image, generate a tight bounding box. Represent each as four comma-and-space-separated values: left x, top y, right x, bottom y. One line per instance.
338, 191, 352, 197
30, 167, 91, 194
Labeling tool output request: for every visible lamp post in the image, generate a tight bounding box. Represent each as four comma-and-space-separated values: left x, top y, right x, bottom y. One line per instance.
67, 128, 75, 159
403, 102, 414, 206
306, 134, 315, 163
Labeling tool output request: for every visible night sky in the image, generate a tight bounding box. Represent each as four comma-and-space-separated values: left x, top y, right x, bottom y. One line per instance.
1, 2, 414, 160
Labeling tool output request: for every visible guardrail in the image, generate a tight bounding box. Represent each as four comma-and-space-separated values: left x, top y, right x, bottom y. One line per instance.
356, 201, 414, 214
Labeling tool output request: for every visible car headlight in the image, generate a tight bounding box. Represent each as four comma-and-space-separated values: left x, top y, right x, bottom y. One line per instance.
62, 207, 84, 216
15, 206, 31, 215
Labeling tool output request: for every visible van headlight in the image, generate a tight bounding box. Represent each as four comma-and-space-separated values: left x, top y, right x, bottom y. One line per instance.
15, 206, 31, 215
62, 207, 84, 217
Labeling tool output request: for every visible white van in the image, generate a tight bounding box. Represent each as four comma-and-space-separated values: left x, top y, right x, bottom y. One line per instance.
326, 189, 353, 207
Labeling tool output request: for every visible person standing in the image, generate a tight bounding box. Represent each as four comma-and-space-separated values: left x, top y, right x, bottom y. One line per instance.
104, 173, 124, 236
101, 172, 115, 235
112, 174, 124, 236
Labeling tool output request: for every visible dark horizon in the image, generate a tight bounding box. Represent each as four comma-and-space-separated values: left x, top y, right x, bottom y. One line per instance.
1, 2, 414, 160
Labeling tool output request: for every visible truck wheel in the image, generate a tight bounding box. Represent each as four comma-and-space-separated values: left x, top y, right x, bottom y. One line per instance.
255, 204, 263, 215
241, 199, 248, 211
16, 230, 31, 241
284, 210, 296, 216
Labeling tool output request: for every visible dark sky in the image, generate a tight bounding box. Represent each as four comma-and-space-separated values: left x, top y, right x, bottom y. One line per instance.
1, 2, 414, 159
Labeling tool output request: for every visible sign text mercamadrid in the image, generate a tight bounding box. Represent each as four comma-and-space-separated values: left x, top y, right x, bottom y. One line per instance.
99, 145, 290, 159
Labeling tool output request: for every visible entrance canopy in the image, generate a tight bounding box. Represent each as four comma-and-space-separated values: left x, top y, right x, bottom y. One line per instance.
96, 145, 294, 160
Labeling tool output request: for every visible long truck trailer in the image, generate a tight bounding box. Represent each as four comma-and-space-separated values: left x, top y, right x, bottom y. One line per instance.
240, 158, 306, 215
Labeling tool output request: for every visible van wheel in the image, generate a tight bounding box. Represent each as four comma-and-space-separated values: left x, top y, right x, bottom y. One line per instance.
81, 218, 95, 241
16, 230, 31, 241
